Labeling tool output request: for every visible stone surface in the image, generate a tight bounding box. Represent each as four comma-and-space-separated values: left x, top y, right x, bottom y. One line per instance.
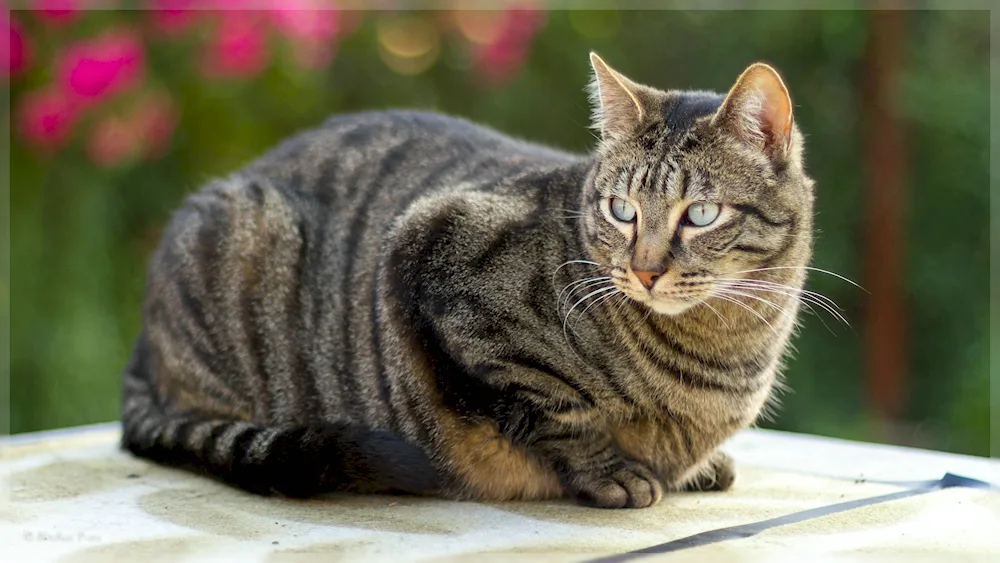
2, 423, 998, 562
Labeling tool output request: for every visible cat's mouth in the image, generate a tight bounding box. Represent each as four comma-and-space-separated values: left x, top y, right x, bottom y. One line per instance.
616, 269, 712, 316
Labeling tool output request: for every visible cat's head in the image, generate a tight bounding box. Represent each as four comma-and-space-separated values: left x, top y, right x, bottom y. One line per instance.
580, 53, 814, 316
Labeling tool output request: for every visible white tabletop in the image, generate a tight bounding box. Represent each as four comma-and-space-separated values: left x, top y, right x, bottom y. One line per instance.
3, 423, 998, 562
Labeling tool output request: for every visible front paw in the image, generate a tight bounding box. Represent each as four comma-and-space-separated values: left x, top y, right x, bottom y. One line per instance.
569, 460, 664, 509
684, 451, 736, 492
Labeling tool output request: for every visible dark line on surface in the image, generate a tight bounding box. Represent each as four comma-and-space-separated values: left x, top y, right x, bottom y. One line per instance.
585, 473, 996, 563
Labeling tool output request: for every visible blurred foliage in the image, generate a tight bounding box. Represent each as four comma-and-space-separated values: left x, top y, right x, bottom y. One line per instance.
7, 8, 991, 456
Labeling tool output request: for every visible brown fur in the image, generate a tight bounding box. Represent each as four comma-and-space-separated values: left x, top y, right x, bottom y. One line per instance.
441, 418, 563, 501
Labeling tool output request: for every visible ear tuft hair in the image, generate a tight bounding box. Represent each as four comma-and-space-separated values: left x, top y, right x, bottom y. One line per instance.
712, 63, 794, 162
588, 52, 654, 143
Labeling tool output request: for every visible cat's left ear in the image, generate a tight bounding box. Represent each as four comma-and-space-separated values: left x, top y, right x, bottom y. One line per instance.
588, 52, 657, 142
712, 63, 793, 163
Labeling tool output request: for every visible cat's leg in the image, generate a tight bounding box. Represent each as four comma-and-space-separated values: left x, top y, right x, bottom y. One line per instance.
451, 367, 663, 508
681, 450, 736, 492
433, 387, 663, 508
611, 416, 736, 492
534, 428, 664, 508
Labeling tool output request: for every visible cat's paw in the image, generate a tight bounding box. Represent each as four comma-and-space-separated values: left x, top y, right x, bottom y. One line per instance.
570, 461, 664, 509
683, 451, 736, 492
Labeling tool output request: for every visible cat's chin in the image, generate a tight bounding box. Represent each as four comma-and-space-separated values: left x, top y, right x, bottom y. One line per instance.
645, 299, 700, 316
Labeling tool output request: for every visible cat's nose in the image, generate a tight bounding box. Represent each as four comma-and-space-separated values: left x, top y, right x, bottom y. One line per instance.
634, 270, 661, 290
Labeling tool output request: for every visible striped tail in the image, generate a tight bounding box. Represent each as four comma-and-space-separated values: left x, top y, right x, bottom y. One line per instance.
120, 336, 439, 497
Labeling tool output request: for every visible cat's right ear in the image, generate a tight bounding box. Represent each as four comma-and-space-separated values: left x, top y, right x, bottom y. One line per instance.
588, 53, 654, 142
711, 63, 794, 163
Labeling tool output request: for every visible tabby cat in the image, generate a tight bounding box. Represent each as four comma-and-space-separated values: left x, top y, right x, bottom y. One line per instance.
122, 53, 814, 509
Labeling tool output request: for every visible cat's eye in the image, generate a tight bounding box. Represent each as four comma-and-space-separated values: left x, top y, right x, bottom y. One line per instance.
610, 197, 636, 223
686, 202, 720, 227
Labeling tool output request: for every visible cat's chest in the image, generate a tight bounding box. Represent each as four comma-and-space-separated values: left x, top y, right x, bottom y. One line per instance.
608, 367, 775, 435
606, 384, 770, 483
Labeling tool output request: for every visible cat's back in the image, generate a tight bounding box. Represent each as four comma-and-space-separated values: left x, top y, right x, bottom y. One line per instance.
140, 109, 585, 425
244, 109, 581, 205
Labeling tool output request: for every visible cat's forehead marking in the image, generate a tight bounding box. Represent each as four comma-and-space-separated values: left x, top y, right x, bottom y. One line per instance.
639, 153, 682, 200
684, 168, 714, 201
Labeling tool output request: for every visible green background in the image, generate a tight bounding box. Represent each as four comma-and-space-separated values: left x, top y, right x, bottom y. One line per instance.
7, 9, 991, 456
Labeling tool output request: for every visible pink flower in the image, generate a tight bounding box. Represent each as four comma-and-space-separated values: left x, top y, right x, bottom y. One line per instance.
58, 30, 145, 105
472, 9, 546, 84
86, 93, 178, 167
268, 1, 340, 69
17, 88, 77, 150
149, 0, 201, 36
34, 0, 80, 26
474, 39, 528, 85
87, 113, 140, 168
135, 94, 178, 159
2, 13, 31, 78
202, 11, 270, 78
268, 0, 338, 43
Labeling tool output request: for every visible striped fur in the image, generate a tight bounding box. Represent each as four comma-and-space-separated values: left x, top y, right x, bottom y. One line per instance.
122, 57, 814, 508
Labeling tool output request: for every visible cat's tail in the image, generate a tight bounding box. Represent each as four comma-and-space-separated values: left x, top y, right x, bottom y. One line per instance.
120, 335, 440, 497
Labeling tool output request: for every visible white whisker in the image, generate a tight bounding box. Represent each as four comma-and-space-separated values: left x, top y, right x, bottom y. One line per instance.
719, 282, 835, 333
715, 286, 784, 313
560, 277, 613, 311
551, 208, 584, 216
716, 278, 850, 328
576, 289, 621, 328
727, 266, 866, 292
708, 289, 778, 334
563, 285, 619, 344
717, 277, 844, 312
713, 287, 790, 327
698, 299, 729, 328
559, 275, 611, 301
613, 294, 631, 316
551, 259, 602, 286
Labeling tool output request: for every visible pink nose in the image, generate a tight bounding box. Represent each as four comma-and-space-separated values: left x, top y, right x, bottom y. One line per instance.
634, 270, 660, 290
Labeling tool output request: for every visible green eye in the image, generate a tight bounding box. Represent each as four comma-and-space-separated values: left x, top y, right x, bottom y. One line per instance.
686, 202, 720, 227
610, 197, 636, 222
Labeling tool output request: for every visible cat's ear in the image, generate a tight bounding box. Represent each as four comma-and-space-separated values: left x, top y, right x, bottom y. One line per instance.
712, 63, 793, 163
588, 52, 654, 141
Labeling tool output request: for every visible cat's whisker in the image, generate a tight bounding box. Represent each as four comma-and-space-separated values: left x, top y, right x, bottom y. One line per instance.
550, 212, 585, 220
719, 282, 834, 333
715, 285, 785, 313
793, 299, 837, 334
614, 293, 631, 316
722, 281, 849, 332
737, 286, 847, 328
576, 289, 622, 329
716, 279, 850, 328
697, 299, 729, 328
712, 287, 791, 331
716, 277, 844, 313
719, 283, 832, 327
563, 284, 619, 344
551, 259, 603, 286
564, 285, 618, 321
560, 276, 613, 311
708, 289, 778, 334
551, 208, 584, 216
727, 266, 866, 292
